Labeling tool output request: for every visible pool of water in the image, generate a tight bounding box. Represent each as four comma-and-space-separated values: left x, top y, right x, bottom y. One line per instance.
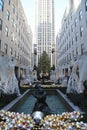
10, 90, 71, 114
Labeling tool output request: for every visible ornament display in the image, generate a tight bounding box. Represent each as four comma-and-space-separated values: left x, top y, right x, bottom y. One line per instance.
0, 110, 87, 130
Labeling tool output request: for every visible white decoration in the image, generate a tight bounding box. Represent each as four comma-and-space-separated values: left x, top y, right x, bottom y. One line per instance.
0, 55, 20, 96
67, 55, 87, 94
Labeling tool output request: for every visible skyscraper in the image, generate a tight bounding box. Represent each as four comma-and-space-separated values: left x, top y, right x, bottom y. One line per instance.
35, 0, 55, 66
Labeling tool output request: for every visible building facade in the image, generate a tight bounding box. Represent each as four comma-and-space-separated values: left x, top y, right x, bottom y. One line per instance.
35, 0, 55, 66
0, 0, 32, 79
56, 0, 87, 76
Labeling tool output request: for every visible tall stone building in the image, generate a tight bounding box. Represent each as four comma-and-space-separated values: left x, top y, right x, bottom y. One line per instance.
35, 0, 55, 66
56, 0, 87, 76
0, 0, 32, 79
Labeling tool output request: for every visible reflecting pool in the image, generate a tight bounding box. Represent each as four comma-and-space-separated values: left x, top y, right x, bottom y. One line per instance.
10, 90, 71, 114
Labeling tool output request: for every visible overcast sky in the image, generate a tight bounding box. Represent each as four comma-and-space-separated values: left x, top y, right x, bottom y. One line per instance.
20, 0, 67, 36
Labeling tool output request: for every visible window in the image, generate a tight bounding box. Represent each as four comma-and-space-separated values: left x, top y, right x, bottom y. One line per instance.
16, 13, 18, 20
11, 18, 14, 27
0, 18, 2, 30
72, 50, 74, 58
81, 43, 84, 55
7, 0, 10, 5
72, 38, 74, 45
85, 0, 87, 11
69, 53, 71, 61
71, 12, 72, 20
75, 32, 78, 42
80, 26, 83, 37
66, 23, 67, 29
71, 25, 73, 32
75, 18, 78, 27
5, 26, 9, 36
20, 57, 21, 64
12, 5, 15, 14
68, 18, 70, 25
76, 48, 78, 56
79, 10, 82, 20
0, 40, 1, 50
86, 20, 87, 27
69, 30, 70, 36
19, 30, 20, 36
18, 53, 19, 60
6, 10, 10, 20
10, 48, 13, 55
67, 43, 68, 50
0, 0, 4, 11
69, 41, 71, 48
4, 44, 8, 54
15, 51, 16, 57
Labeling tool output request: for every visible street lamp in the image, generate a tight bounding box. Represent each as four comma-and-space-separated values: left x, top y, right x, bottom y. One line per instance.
52, 48, 55, 54
34, 49, 37, 55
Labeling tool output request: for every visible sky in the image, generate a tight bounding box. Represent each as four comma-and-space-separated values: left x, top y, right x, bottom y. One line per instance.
20, 0, 67, 36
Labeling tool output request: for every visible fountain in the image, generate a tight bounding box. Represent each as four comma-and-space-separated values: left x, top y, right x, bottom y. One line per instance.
0, 54, 20, 96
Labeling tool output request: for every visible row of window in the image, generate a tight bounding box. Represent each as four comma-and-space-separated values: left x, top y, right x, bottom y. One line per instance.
6, 10, 18, 26
59, 2, 87, 43
63, 9, 82, 32
3, 42, 29, 65
0, 0, 4, 11
57, 1, 87, 66
58, 25, 84, 53
61, 10, 83, 41
59, 43, 84, 66
0, 19, 25, 47
0, 0, 15, 13
0, 1, 31, 66
20, 56, 29, 66
4, 43, 16, 56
